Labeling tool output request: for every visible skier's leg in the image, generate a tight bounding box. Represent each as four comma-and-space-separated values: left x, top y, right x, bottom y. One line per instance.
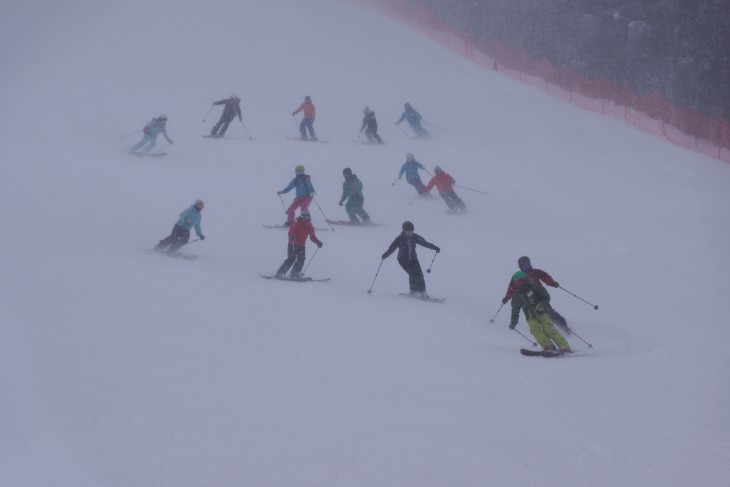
168, 226, 190, 252
285, 198, 301, 224
442, 193, 458, 211
299, 120, 308, 139
276, 244, 296, 276
538, 314, 570, 351
130, 135, 149, 153
290, 246, 306, 277
219, 117, 232, 136
547, 307, 570, 332
211, 117, 224, 135
299, 196, 313, 215
154, 224, 179, 250
142, 136, 157, 153
454, 193, 466, 210
306, 119, 317, 140
345, 201, 358, 222
526, 317, 555, 350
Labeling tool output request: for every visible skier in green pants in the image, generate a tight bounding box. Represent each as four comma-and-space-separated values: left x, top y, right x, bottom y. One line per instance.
509, 271, 572, 354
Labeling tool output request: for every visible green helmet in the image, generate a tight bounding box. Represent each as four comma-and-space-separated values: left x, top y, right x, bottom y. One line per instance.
295, 165, 305, 174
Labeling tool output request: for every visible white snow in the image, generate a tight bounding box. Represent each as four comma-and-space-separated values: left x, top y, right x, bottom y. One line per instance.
2, 0, 729, 486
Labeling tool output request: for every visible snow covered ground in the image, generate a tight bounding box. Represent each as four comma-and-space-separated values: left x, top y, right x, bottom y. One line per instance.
2, 0, 729, 486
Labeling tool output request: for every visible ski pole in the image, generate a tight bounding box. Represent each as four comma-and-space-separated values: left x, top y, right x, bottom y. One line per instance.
567, 327, 593, 348
119, 129, 142, 139
302, 246, 320, 275
454, 184, 488, 195
426, 250, 438, 273
397, 124, 412, 138
367, 259, 384, 294
203, 104, 214, 122
407, 193, 421, 206
513, 327, 538, 347
422, 119, 448, 133
311, 197, 335, 232
277, 193, 288, 212
239, 119, 252, 139
180, 238, 201, 248
292, 114, 300, 131
559, 286, 599, 310
488, 302, 505, 323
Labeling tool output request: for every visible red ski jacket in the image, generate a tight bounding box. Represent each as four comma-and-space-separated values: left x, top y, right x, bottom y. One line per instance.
293, 101, 316, 120
288, 219, 320, 247
503, 268, 558, 300
423, 171, 456, 194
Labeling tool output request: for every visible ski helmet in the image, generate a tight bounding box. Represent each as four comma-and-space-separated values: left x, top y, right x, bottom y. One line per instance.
402, 221, 414, 232
406, 152, 415, 161
434, 165, 443, 173
195, 199, 205, 208
518, 256, 532, 271
363, 106, 370, 114
305, 95, 311, 102
343, 167, 353, 176
230, 94, 239, 99
158, 114, 168, 120
295, 165, 305, 174
404, 102, 411, 109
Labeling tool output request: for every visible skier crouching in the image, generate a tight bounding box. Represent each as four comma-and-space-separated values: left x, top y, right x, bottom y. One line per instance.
275, 213, 323, 279
421, 166, 466, 213
154, 200, 206, 253
509, 271, 572, 354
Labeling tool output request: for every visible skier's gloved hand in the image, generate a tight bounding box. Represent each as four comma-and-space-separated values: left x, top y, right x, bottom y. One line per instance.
277, 191, 282, 195
434, 246, 440, 253
381, 254, 387, 260
509, 323, 517, 330
502, 297, 509, 305
316, 241, 323, 248
338, 201, 344, 206
199, 235, 206, 241
552, 281, 559, 288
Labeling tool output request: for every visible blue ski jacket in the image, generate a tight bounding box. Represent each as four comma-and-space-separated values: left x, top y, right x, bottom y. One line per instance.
176, 205, 203, 237
281, 174, 315, 197
399, 160, 425, 182
143, 118, 173, 143
396, 107, 422, 125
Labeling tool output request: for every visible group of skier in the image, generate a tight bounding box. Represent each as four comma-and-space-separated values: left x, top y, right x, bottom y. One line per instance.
128, 97, 433, 155
140, 93, 579, 357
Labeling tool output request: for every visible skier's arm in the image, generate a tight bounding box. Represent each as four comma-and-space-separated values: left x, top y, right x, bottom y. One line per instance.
382, 236, 402, 259
279, 179, 295, 194
236, 104, 242, 121
306, 178, 315, 196
416, 235, 440, 253
509, 301, 520, 329
395, 113, 406, 124
194, 221, 203, 238
422, 178, 436, 193
502, 280, 517, 304
292, 104, 303, 116
534, 269, 559, 287
213, 99, 226, 105
162, 126, 173, 144
398, 164, 406, 179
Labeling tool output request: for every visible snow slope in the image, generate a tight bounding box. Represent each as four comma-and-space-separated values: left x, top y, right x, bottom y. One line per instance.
2, 0, 729, 486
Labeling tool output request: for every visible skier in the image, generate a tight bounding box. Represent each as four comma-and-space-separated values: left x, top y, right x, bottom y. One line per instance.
339, 168, 370, 224
129, 114, 174, 154
277, 165, 316, 226
501, 256, 570, 333
275, 213, 323, 279
292, 95, 317, 141
381, 221, 440, 299
209, 95, 242, 137
397, 153, 428, 195
421, 166, 467, 213
360, 107, 383, 144
508, 271, 572, 354
395, 102, 430, 138
154, 200, 206, 253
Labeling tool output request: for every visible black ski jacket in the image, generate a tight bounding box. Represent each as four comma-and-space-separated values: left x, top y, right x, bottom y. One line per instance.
214, 98, 242, 121
383, 232, 438, 262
